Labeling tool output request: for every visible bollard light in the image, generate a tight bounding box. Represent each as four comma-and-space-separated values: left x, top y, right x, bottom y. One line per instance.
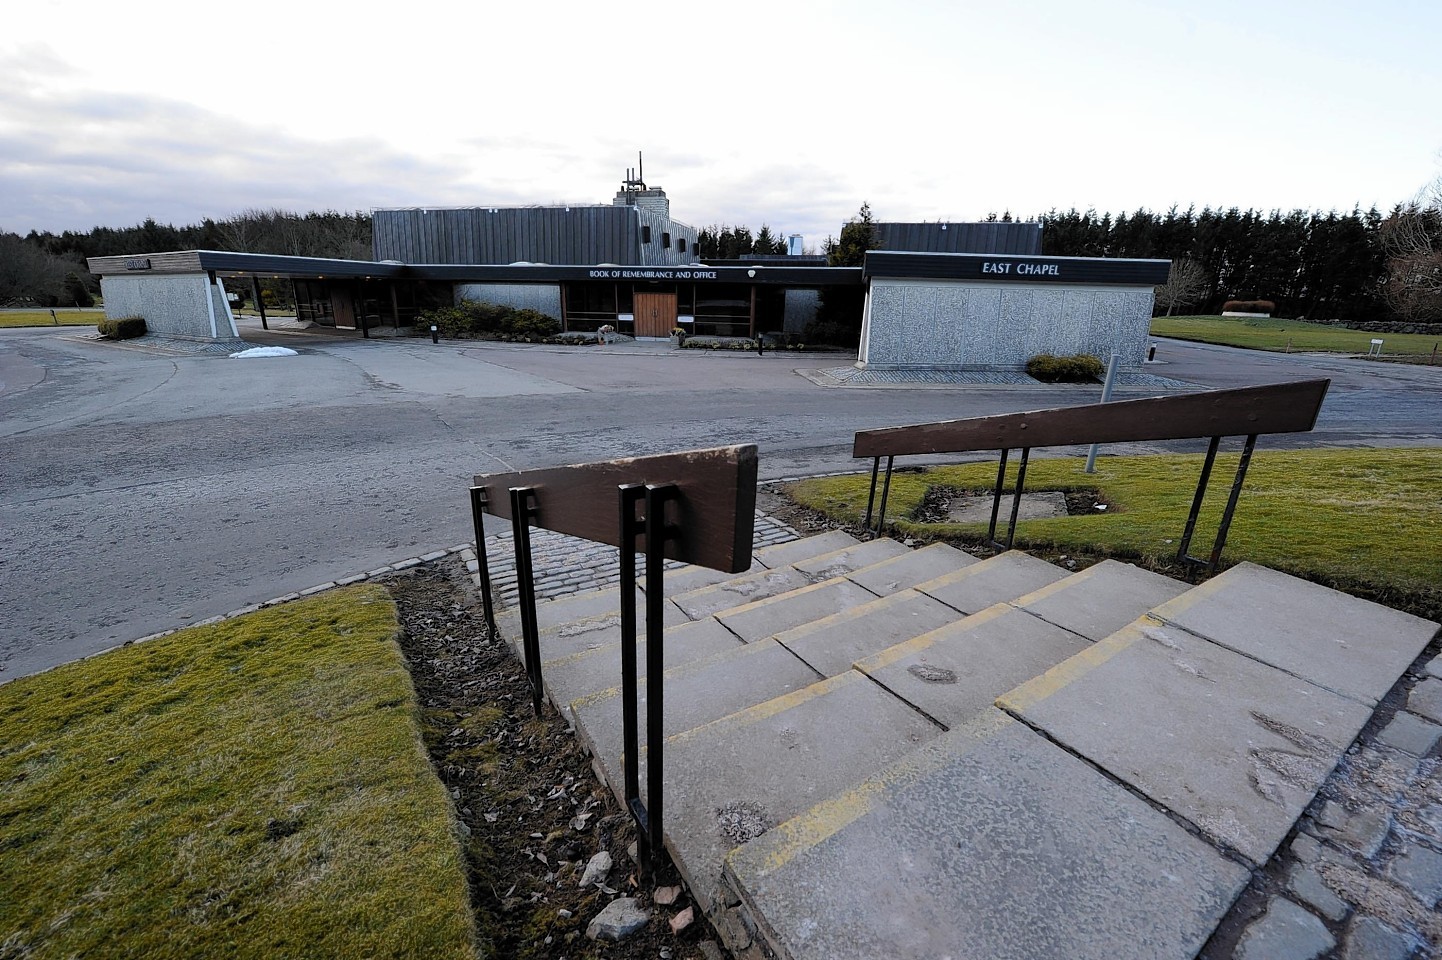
431, 324, 439, 344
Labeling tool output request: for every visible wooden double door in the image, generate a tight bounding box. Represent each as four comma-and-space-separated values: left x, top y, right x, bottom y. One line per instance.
633, 292, 677, 338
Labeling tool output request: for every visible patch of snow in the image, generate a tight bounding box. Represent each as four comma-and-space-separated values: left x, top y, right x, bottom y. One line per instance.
229, 346, 299, 359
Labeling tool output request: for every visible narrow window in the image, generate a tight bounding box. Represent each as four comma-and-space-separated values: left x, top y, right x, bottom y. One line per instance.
641, 225, 652, 243
662, 232, 671, 249
678, 237, 687, 253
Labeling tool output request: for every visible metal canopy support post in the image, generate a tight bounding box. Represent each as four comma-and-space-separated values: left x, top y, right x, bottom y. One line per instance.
468, 487, 497, 636
250, 276, 268, 330
508, 486, 544, 716
1176, 436, 1222, 575
1208, 434, 1258, 573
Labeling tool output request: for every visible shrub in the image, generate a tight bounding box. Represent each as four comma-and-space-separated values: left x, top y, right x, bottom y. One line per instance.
1221, 299, 1276, 314
501, 308, 559, 339
1026, 353, 1105, 383
97, 315, 147, 339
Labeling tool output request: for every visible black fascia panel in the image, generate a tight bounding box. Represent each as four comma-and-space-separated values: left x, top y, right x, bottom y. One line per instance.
195, 251, 408, 279
406, 264, 865, 286
864, 251, 1171, 286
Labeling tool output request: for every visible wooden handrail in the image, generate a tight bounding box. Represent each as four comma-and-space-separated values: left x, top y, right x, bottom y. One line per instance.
852, 379, 1330, 459
473, 444, 758, 574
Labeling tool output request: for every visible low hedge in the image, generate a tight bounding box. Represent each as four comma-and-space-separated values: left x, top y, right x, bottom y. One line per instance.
1221, 299, 1275, 314
1025, 353, 1105, 383
418, 300, 560, 341
97, 315, 147, 340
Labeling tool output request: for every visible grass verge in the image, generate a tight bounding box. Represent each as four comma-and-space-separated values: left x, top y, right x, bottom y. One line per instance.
788, 447, 1441, 619
0, 586, 478, 960
0, 311, 104, 328
1151, 314, 1442, 359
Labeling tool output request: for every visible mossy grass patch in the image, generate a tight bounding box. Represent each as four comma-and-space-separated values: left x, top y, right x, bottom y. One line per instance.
1150, 315, 1442, 358
0, 585, 478, 960
0, 311, 104, 328
788, 447, 1442, 618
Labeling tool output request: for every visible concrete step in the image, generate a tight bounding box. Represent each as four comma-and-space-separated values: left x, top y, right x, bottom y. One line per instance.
723, 710, 1251, 960
539, 617, 744, 723
671, 537, 909, 622
501, 591, 693, 664
648, 670, 943, 919
570, 639, 825, 793
854, 602, 1092, 730
913, 549, 1069, 615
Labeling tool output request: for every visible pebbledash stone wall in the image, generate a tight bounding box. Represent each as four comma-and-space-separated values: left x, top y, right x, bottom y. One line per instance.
99, 274, 238, 339
454, 283, 562, 320
859, 279, 1155, 371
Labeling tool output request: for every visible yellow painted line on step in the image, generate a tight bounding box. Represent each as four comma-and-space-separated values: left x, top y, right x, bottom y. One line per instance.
853, 602, 1014, 674
775, 589, 922, 642
666, 672, 860, 745
728, 709, 1013, 875
1007, 561, 1107, 608
717, 577, 850, 620
1146, 562, 1254, 625
997, 618, 1145, 712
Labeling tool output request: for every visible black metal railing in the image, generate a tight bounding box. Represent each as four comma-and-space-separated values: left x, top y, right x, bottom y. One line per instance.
470, 445, 758, 871
854, 379, 1330, 576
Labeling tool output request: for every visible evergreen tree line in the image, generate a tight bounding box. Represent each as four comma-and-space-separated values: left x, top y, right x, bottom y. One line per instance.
1034, 206, 1391, 322
695, 224, 789, 259
3, 210, 371, 306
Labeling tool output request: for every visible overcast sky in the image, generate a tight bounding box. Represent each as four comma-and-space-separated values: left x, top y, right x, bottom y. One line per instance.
3, 0, 1439, 251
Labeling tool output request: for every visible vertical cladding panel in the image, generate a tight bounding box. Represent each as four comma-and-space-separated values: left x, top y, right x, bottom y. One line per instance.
1000, 287, 1037, 363
1029, 287, 1073, 357
1092, 289, 1152, 363
963, 285, 1003, 366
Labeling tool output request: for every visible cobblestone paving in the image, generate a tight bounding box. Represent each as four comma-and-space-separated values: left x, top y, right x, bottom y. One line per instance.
1206, 649, 1442, 960
802, 365, 1197, 389
472, 511, 800, 606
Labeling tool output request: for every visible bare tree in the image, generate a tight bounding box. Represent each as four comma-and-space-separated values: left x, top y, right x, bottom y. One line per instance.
0, 232, 71, 305
1154, 257, 1211, 316
1381, 175, 1442, 322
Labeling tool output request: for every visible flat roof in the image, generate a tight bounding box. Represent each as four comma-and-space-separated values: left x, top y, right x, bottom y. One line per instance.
864, 251, 1171, 285
87, 250, 864, 286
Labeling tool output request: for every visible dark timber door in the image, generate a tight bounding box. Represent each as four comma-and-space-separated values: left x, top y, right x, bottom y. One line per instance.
634, 292, 677, 338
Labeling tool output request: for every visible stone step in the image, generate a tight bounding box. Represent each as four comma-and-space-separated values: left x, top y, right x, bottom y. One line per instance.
998, 615, 1376, 868
570, 639, 825, 793
775, 589, 962, 677
648, 670, 943, 920
853, 602, 1092, 730
723, 709, 1251, 960
773, 548, 1065, 677
670, 538, 909, 622
539, 617, 744, 724
751, 529, 861, 569
1009, 558, 1189, 642
842, 541, 979, 595
913, 549, 1069, 615
715, 577, 886, 644
502, 591, 693, 664
1148, 561, 1439, 708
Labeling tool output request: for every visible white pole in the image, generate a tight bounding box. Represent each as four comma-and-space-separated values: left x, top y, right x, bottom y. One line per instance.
1084, 353, 1121, 474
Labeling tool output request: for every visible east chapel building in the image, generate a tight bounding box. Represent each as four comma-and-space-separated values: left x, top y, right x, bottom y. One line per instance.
87, 178, 1170, 372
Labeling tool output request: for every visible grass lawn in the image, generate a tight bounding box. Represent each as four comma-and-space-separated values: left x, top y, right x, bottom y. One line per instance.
789, 447, 1442, 619
0, 586, 478, 960
0, 311, 103, 328
1151, 314, 1442, 359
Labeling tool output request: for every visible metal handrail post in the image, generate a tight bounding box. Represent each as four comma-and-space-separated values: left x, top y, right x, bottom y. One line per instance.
1208, 434, 1258, 573
468, 486, 497, 636
1177, 437, 1222, 575
986, 449, 1011, 548
642, 483, 678, 873
508, 486, 544, 716
874, 456, 895, 535
863, 457, 881, 530
1005, 448, 1032, 549
617, 485, 646, 840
